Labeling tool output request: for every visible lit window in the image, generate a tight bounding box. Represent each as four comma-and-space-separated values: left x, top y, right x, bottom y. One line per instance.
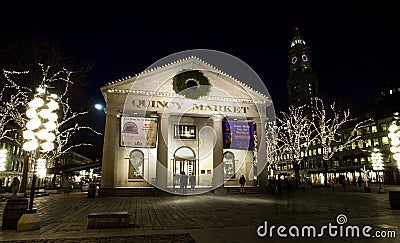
381, 136, 389, 145
373, 138, 379, 146
371, 125, 377, 133
365, 139, 372, 147
379, 123, 387, 132
174, 125, 196, 139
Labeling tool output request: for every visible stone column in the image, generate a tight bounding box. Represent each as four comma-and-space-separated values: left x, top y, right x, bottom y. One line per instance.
100, 108, 120, 188
212, 115, 224, 189
255, 117, 268, 192
156, 113, 169, 189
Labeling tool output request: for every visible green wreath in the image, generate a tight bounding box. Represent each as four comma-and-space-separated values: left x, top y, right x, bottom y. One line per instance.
173, 70, 210, 99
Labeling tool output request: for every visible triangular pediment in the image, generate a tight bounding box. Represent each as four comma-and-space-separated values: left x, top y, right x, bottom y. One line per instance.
101, 56, 271, 105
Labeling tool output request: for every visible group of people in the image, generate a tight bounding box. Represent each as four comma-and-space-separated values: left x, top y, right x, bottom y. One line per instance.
174, 171, 196, 194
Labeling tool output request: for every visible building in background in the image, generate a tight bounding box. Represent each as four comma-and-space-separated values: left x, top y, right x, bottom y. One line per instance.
276, 28, 400, 185
287, 28, 319, 109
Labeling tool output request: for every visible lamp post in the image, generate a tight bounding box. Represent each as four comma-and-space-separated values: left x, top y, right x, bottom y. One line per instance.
22, 85, 59, 212
388, 112, 400, 209
388, 116, 400, 183
371, 148, 384, 190
0, 149, 7, 172
0, 149, 6, 190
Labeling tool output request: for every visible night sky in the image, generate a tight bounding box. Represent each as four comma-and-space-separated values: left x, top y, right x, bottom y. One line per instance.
1, 2, 399, 157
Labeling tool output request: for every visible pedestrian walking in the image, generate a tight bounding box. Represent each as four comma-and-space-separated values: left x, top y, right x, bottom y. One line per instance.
10, 177, 20, 199
239, 175, 246, 193
180, 171, 188, 194
189, 174, 196, 190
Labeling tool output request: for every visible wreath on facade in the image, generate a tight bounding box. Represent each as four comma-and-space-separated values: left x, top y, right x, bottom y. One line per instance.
173, 70, 210, 99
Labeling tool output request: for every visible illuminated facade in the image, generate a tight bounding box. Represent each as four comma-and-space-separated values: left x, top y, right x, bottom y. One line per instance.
99, 56, 272, 195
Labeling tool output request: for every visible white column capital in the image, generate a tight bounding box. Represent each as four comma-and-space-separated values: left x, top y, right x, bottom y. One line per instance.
211, 114, 225, 122
104, 108, 121, 117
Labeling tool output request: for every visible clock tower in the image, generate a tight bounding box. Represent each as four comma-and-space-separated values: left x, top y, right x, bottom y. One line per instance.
287, 27, 319, 108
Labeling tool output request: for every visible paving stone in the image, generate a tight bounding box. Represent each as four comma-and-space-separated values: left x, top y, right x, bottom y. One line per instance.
0, 184, 399, 242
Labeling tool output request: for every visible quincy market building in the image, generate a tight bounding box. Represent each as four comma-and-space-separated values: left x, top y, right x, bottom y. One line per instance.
99, 56, 272, 196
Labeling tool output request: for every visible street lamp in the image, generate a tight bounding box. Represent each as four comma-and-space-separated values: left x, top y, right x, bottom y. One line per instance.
22, 85, 59, 212
0, 149, 7, 172
371, 148, 384, 190
388, 118, 400, 181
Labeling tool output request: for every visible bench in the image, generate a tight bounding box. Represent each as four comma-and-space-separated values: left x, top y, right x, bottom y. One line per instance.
87, 211, 130, 229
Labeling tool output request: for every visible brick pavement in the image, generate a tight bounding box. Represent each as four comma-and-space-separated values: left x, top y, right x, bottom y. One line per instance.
0, 184, 399, 242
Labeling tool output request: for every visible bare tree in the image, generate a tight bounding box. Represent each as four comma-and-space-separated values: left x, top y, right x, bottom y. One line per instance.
1, 64, 101, 192
265, 122, 280, 175
311, 97, 373, 185
276, 105, 314, 188
0, 70, 30, 141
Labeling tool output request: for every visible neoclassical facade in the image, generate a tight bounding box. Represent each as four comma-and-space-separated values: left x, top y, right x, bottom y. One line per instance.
99, 56, 272, 195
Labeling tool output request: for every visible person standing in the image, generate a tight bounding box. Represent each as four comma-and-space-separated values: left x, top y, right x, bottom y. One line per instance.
180, 171, 188, 194
11, 177, 20, 199
357, 176, 363, 188
239, 175, 246, 193
189, 174, 196, 191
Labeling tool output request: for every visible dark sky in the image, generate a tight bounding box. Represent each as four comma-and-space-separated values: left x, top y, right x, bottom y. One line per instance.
2, 2, 399, 120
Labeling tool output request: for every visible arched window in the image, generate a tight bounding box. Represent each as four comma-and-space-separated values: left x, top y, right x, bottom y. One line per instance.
129, 150, 144, 179
223, 152, 235, 179
20, 162, 23, 172
15, 161, 19, 171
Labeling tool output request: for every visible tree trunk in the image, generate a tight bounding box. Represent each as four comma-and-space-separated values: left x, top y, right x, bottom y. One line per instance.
292, 161, 300, 188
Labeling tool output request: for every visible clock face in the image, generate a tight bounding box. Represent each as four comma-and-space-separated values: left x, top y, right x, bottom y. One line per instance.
291, 56, 297, 64
302, 54, 308, 62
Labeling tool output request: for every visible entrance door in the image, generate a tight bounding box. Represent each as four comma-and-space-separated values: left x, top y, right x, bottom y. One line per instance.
173, 147, 197, 186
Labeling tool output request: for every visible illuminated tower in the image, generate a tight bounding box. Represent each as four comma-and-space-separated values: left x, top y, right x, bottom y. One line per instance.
287, 27, 319, 108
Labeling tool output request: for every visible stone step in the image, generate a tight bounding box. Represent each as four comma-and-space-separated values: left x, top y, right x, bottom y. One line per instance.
225, 186, 261, 194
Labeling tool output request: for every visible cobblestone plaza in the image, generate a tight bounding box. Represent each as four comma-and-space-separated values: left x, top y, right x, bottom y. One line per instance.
0, 184, 399, 242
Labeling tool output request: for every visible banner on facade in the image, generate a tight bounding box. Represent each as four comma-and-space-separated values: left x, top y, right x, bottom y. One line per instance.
120, 117, 158, 148
223, 121, 255, 150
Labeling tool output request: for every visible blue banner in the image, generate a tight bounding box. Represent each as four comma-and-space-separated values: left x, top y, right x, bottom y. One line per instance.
223, 121, 255, 150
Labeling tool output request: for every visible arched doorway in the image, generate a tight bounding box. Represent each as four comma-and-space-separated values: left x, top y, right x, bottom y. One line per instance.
173, 146, 196, 177
129, 150, 144, 179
